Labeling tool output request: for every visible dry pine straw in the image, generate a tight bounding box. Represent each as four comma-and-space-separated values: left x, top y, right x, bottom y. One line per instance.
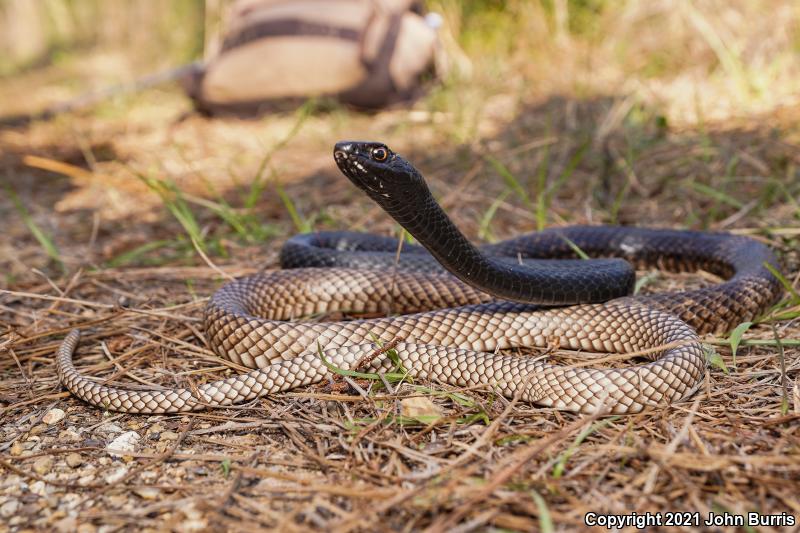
0, 99, 799, 531
0, 255, 798, 532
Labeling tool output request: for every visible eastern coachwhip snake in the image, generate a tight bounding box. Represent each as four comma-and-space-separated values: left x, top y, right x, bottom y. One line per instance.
56, 141, 783, 414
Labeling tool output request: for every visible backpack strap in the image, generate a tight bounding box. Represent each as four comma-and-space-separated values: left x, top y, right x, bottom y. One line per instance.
221, 18, 362, 51
340, 11, 404, 108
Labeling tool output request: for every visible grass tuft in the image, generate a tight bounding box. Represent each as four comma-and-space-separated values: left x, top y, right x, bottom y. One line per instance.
552, 416, 619, 479
137, 173, 208, 252
3, 179, 64, 272
486, 155, 533, 211
530, 490, 554, 533
276, 185, 313, 234
478, 190, 510, 242
764, 262, 800, 305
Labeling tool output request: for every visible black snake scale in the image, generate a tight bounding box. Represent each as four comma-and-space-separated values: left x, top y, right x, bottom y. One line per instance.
55, 142, 783, 414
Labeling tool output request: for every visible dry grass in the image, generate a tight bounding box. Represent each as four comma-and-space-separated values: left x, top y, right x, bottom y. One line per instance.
1, 1, 800, 531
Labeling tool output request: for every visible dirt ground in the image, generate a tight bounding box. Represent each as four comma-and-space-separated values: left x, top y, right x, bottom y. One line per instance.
2, 16, 800, 533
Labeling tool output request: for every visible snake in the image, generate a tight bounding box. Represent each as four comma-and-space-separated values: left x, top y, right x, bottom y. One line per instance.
55, 141, 783, 414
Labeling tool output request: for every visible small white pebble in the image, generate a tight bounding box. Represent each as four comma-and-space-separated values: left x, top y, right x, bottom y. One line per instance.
106, 431, 141, 457
0, 499, 19, 518
58, 429, 81, 443
1, 474, 22, 491
65, 452, 83, 468
29, 480, 49, 497
96, 423, 124, 435
104, 466, 128, 484
9, 441, 23, 456
400, 396, 443, 419
134, 487, 160, 500
53, 516, 78, 533
32, 456, 53, 475
159, 431, 179, 442
42, 408, 66, 425
179, 502, 208, 531
146, 423, 165, 436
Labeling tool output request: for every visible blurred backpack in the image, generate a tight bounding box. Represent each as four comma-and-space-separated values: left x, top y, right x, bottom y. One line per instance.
187, 0, 439, 113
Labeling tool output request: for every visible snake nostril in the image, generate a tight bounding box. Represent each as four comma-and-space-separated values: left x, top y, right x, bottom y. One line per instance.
334, 150, 348, 160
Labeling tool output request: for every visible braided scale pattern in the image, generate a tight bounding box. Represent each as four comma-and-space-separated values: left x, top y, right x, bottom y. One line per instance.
58, 291, 704, 413
282, 226, 782, 334
56, 226, 781, 415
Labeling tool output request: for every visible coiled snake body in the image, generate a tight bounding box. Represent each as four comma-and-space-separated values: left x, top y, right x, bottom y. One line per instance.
56, 142, 783, 414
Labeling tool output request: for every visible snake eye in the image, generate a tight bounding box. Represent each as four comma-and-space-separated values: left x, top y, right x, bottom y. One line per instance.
371, 147, 389, 162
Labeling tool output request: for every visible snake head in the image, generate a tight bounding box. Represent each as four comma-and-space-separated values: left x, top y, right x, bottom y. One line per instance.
333, 141, 427, 204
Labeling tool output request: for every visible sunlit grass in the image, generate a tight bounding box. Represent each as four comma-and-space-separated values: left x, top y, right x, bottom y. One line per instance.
3, 179, 64, 272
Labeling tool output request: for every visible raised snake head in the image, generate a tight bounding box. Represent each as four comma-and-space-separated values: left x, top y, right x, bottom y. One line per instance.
333, 141, 429, 207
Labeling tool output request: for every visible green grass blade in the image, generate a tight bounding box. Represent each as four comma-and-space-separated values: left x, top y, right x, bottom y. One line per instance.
546, 141, 588, 198
764, 261, 800, 304
708, 338, 800, 347
530, 491, 554, 533
177, 191, 249, 239
634, 272, 660, 295
771, 324, 789, 415
106, 239, 176, 268
245, 166, 270, 211
137, 173, 206, 251
559, 235, 590, 260
552, 416, 619, 478
409, 385, 477, 407
316, 342, 406, 383
368, 333, 409, 376
535, 145, 550, 231
706, 345, 728, 374
486, 156, 533, 210
478, 190, 510, 242
609, 181, 630, 224
4, 181, 64, 271
249, 100, 316, 210
728, 321, 752, 368
220, 458, 232, 478
688, 181, 744, 209
276, 184, 312, 233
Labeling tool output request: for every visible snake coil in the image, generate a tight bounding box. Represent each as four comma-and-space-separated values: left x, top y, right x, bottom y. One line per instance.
56, 141, 782, 414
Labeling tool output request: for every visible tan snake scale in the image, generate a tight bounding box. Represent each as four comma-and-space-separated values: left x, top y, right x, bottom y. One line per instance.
55, 142, 783, 414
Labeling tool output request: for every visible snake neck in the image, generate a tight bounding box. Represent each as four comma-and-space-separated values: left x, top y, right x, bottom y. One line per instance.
385, 190, 498, 283
375, 186, 633, 305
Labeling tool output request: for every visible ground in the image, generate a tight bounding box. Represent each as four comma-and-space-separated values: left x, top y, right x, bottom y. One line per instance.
1, 2, 800, 532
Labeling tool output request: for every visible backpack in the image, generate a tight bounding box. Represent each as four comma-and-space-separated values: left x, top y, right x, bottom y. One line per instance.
187, 0, 438, 114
